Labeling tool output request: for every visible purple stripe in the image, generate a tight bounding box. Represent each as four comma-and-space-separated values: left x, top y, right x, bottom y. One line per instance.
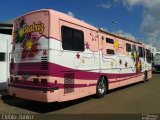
10, 72, 142, 90
49, 62, 139, 80
11, 62, 141, 80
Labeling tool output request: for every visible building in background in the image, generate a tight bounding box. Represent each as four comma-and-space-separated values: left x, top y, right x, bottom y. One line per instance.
0, 20, 13, 90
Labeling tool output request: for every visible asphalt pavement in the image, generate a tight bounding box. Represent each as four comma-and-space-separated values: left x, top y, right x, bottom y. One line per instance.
0, 73, 160, 115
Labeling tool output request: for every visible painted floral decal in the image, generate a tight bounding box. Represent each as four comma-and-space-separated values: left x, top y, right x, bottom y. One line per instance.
110, 60, 114, 67
21, 33, 39, 58
90, 31, 98, 41
119, 59, 122, 65
131, 45, 142, 73
12, 17, 46, 59
131, 45, 137, 61
125, 62, 128, 68
114, 40, 119, 51
76, 53, 80, 59
81, 58, 85, 64
135, 59, 142, 73
13, 19, 26, 44
85, 42, 90, 50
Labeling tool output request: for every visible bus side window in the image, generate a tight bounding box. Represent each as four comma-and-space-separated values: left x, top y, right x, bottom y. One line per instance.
61, 26, 84, 51
138, 46, 143, 58
73, 29, 84, 51
106, 49, 115, 55
106, 38, 114, 44
126, 43, 131, 52
146, 49, 151, 63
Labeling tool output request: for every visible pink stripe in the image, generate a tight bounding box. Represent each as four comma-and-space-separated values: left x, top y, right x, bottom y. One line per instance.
10, 80, 97, 89
49, 62, 139, 80
109, 74, 142, 83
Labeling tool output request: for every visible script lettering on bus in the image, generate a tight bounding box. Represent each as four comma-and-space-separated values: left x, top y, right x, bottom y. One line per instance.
20, 21, 45, 35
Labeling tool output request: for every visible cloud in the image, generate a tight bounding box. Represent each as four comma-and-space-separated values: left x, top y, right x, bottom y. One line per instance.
99, 27, 108, 32
124, 32, 136, 40
116, 30, 136, 40
81, 19, 85, 22
119, 0, 160, 8
116, 0, 160, 51
97, 2, 112, 9
67, 11, 75, 17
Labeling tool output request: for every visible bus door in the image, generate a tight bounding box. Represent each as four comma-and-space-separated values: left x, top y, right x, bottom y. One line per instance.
60, 20, 86, 95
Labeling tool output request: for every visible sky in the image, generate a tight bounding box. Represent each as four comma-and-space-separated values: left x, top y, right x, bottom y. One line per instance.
0, 0, 160, 50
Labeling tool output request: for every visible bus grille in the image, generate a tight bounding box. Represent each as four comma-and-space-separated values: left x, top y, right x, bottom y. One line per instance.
64, 73, 74, 94
41, 57, 48, 70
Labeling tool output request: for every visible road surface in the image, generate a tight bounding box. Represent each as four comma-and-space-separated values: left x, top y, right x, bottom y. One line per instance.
0, 73, 160, 114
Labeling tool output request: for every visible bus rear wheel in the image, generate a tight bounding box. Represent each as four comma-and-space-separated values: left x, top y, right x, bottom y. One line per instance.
96, 76, 107, 98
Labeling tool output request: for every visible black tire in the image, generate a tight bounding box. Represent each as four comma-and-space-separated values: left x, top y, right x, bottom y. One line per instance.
96, 76, 107, 98
143, 71, 148, 82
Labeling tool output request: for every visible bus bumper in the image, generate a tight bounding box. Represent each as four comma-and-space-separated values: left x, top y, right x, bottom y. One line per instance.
8, 85, 60, 102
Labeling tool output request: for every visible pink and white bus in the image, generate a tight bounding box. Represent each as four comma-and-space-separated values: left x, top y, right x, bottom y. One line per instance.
9, 9, 152, 102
